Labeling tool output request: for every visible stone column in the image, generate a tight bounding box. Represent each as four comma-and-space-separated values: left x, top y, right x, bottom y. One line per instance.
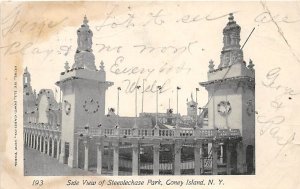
107, 142, 112, 171
39, 136, 42, 151
59, 141, 65, 164
36, 136, 38, 149
57, 140, 60, 160
194, 142, 202, 175
43, 138, 47, 154
96, 141, 103, 174
153, 143, 160, 175
212, 142, 218, 175
52, 138, 55, 157
24, 133, 27, 146
26, 133, 28, 146
28, 134, 30, 147
154, 128, 159, 137
47, 139, 51, 156
236, 141, 246, 174
132, 141, 139, 175
33, 135, 36, 149
35, 135, 38, 149
84, 140, 89, 171
174, 128, 180, 137
174, 141, 182, 175
30, 134, 33, 148
226, 142, 232, 175
36, 136, 38, 150
37, 136, 39, 150
220, 143, 224, 164
112, 141, 119, 176
31, 135, 34, 149
67, 136, 79, 168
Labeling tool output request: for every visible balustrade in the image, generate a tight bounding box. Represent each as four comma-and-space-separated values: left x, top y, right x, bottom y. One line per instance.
75, 127, 240, 140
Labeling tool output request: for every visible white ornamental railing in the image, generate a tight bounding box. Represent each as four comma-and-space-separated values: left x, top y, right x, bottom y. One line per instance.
24, 123, 61, 132
76, 127, 241, 139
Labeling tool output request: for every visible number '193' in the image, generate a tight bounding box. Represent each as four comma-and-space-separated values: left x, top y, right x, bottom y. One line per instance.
32, 180, 43, 186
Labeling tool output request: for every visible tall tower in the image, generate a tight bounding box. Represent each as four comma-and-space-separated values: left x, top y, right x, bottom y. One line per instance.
23, 67, 37, 122
56, 16, 113, 168
186, 94, 197, 120
200, 13, 255, 174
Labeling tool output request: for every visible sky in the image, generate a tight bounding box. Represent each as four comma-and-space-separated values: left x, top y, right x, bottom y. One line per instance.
19, 1, 300, 118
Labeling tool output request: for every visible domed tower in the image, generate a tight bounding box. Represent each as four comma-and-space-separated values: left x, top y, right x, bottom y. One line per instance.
200, 13, 255, 174
73, 16, 97, 71
56, 16, 113, 168
219, 13, 243, 68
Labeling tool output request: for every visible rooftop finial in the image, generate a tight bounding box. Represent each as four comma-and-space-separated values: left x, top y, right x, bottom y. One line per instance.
228, 13, 234, 22
100, 61, 105, 71
64, 61, 70, 71
209, 60, 215, 71
83, 15, 88, 25
248, 59, 255, 71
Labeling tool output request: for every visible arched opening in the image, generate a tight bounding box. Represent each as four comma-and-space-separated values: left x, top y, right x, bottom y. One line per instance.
246, 145, 254, 174
54, 139, 58, 158
78, 139, 85, 169
58, 140, 61, 155
41, 136, 44, 152
34, 135, 37, 149
25, 133, 28, 145
230, 150, 237, 175
45, 138, 48, 154
49, 138, 53, 156
37, 136, 40, 150
29, 134, 31, 147
31, 134, 34, 148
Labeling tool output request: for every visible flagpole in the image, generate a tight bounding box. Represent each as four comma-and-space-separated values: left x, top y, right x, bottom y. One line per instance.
195, 88, 199, 127
155, 86, 162, 128
117, 87, 121, 126
176, 86, 180, 127
134, 85, 141, 129
141, 79, 145, 113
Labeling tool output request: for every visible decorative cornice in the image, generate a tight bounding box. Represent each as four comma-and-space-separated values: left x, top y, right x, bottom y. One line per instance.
199, 76, 254, 87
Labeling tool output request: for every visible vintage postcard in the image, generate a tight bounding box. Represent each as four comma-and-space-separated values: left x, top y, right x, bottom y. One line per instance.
1, 1, 300, 189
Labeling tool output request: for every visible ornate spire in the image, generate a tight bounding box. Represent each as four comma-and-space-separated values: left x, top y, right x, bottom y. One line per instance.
219, 13, 243, 68
83, 15, 88, 26
23, 67, 31, 85
23, 67, 34, 96
72, 16, 96, 71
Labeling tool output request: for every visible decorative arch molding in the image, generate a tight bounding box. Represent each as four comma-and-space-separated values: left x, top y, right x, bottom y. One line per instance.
36, 89, 60, 124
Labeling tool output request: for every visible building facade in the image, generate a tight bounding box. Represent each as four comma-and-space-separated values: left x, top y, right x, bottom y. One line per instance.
24, 14, 255, 175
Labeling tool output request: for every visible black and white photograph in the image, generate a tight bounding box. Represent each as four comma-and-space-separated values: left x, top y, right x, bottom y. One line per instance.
1, 1, 300, 189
